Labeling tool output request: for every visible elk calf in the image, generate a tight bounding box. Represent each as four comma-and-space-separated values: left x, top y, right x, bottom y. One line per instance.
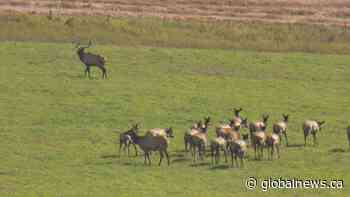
273, 114, 289, 146
252, 131, 266, 160
118, 124, 139, 157
210, 137, 228, 165
266, 133, 280, 160
189, 117, 211, 163
184, 117, 210, 153
303, 120, 325, 146
184, 120, 203, 152
249, 114, 269, 144
228, 134, 249, 168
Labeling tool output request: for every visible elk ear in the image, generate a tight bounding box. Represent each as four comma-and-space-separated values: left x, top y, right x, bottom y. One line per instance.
239, 107, 243, 112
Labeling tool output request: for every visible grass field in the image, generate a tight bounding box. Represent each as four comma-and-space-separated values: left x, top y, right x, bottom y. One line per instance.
1, 41, 350, 196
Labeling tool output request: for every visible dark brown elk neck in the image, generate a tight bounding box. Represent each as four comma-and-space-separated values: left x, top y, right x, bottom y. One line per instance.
77, 48, 86, 58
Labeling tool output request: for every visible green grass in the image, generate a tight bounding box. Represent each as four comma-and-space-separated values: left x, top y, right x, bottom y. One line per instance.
1, 41, 350, 197
2, 12, 350, 54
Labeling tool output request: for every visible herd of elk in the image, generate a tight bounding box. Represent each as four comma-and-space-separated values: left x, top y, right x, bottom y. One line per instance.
117, 107, 350, 168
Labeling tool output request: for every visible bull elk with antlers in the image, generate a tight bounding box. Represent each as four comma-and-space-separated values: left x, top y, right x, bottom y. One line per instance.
75, 41, 107, 79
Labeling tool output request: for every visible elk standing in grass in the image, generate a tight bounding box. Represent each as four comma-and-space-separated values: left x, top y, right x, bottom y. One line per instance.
118, 124, 139, 157
273, 114, 289, 146
75, 41, 107, 79
189, 117, 211, 163
184, 118, 209, 152
252, 131, 266, 160
210, 136, 227, 165
249, 114, 269, 144
249, 114, 269, 133
303, 120, 325, 146
229, 134, 249, 168
266, 133, 280, 160
231, 107, 243, 128
128, 128, 170, 166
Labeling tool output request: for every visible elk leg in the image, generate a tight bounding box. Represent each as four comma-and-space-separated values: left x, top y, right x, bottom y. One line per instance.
84, 66, 89, 77
165, 150, 170, 166
216, 149, 220, 164
254, 144, 257, 160
284, 132, 289, 146
313, 133, 317, 146
210, 146, 214, 166
99, 66, 107, 79
184, 137, 188, 152
235, 154, 238, 168
133, 144, 138, 156
230, 149, 234, 167
146, 152, 151, 166
144, 152, 147, 165
126, 142, 130, 157
223, 148, 228, 163
159, 151, 164, 166
276, 144, 280, 159
85, 66, 91, 79
271, 146, 274, 160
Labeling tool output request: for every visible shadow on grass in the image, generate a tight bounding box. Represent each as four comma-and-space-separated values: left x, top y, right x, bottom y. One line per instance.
101, 154, 119, 159
174, 150, 188, 153
172, 158, 188, 163
190, 162, 210, 167
329, 148, 347, 153
286, 143, 304, 148
94, 160, 120, 165
171, 153, 185, 158
210, 164, 230, 170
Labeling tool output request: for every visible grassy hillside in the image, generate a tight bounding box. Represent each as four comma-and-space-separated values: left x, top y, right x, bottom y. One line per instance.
0, 42, 350, 196
2, 12, 350, 54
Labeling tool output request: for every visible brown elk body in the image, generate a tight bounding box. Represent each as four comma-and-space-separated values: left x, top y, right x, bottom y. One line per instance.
252, 131, 266, 160
273, 114, 289, 146
266, 133, 280, 160
303, 120, 325, 146
210, 137, 228, 165
249, 114, 269, 144
129, 130, 170, 166
228, 134, 249, 168
189, 117, 211, 163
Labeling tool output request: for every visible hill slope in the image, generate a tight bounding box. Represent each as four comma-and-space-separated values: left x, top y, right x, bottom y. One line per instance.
1, 42, 350, 196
